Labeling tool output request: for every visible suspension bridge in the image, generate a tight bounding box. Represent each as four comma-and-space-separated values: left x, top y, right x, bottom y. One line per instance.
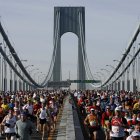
0, 7, 139, 92
0, 6, 140, 140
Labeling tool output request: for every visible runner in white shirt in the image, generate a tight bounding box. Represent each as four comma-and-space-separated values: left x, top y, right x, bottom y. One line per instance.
38, 103, 48, 140
23, 100, 33, 115
1, 110, 17, 140
110, 107, 128, 140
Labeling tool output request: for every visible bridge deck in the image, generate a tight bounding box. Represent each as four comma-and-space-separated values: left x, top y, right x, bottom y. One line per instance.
48, 95, 75, 140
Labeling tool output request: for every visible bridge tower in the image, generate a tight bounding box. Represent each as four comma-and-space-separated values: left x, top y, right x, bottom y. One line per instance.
52, 7, 86, 90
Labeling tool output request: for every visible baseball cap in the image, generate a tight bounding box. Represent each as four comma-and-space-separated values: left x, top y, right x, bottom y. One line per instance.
119, 105, 123, 108
115, 107, 121, 111
90, 108, 94, 111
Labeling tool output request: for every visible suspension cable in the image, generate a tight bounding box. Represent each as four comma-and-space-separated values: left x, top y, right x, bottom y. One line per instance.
41, 10, 60, 86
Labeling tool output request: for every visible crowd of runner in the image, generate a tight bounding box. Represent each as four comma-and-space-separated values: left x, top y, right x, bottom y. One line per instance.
0, 89, 140, 140
73, 90, 140, 140
0, 89, 67, 140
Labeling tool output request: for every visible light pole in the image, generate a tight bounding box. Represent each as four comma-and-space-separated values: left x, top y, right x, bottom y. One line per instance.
33, 71, 41, 82
37, 72, 42, 83
1, 56, 3, 92
28, 68, 39, 90
113, 60, 122, 91
113, 60, 120, 63
0, 50, 15, 92
2, 43, 13, 92
0, 43, 7, 92
94, 74, 102, 84
132, 47, 136, 92
106, 64, 115, 69
106, 64, 117, 91
100, 68, 110, 74
38, 73, 45, 84
126, 51, 136, 92
24, 65, 34, 91
137, 44, 140, 91
4, 52, 16, 92
0, 54, 1, 92
96, 72, 105, 83
126, 56, 130, 91
100, 68, 111, 89
25, 65, 34, 69
0, 44, 2, 92
93, 74, 99, 80
4, 45, 7, 92
8, 54, 14, 92
14, 60, 27, 92
29, 68, 39, 76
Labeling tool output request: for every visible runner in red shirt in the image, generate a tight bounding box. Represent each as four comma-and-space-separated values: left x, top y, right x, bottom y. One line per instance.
102, 106, 113, 140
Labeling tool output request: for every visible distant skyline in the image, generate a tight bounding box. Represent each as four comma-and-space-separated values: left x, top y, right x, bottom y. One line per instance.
0, 0, 140, 88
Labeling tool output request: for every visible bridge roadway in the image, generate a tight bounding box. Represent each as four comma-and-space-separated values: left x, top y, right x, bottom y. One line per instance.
0, 95, 84, 140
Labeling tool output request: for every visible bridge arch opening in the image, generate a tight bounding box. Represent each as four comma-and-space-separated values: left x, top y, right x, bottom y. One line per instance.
61, 32, 78, 89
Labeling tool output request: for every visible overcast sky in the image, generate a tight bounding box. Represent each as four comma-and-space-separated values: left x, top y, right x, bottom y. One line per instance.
0, 0, 140, 85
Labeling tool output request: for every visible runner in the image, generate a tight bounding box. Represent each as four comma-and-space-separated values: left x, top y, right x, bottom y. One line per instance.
84, 108, 100, 140
110, 107, 128, 140
16, 112, 34, 140
102, 105, 113, 140
37, 103, 48, 140
1, 110, 17, 140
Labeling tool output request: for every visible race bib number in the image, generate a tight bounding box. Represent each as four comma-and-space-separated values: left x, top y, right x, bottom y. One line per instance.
112, 126, 120, 133
89, 121, 97, 126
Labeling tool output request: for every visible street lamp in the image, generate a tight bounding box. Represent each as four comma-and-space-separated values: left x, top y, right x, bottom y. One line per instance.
38, 73, 46, 84
5, 52, 16, 92
25, 65, 34, 69
96, 71, 105, 77
137, 44, 140, 91
123, 49, 136, 92
33, 71, 42, 82
29, 68, 39, 75
96, 72, 106, 82
106, 64, 115, 69
94, 72, 102, 86
101, 68, 112, 80
0, 44, 15, 91
0, 44, 2, 91
113, 59, 124, 91
93, 74, 100, 80
106, 64, 118, 90
94, 74, 102, 82
100, 68, 110, 73
113, 60, 120, 63
100, 68, 111, 84
14, 60, 27, 92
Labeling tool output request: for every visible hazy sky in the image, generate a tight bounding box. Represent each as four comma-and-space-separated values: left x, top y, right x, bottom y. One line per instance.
0, 0, 140, 84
